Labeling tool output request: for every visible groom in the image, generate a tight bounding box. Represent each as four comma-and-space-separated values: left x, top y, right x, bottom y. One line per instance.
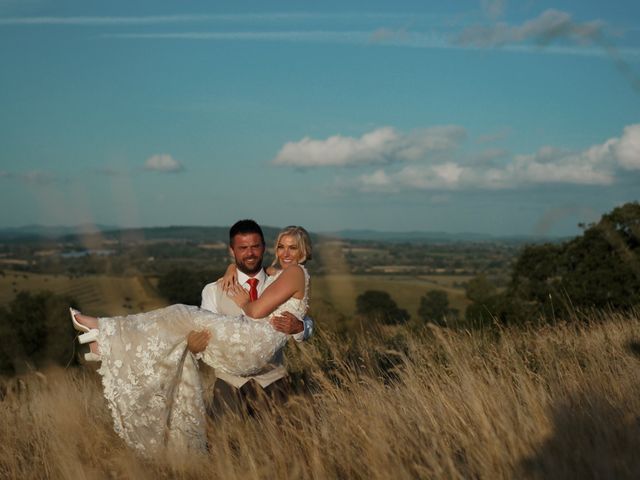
187, 219, 313, 416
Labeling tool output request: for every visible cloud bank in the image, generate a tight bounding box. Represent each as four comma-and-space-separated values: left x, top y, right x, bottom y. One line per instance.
19, 9, 630, 62
144, 154, 184, 173
354, 124, 639, 192
455, 9, 604, 47
272, 126, 466, 168
274, 124, 640, 193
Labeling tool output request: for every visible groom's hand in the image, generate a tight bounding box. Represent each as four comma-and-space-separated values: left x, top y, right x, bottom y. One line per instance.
270, 311, 304, 335
187, 330, 211, 354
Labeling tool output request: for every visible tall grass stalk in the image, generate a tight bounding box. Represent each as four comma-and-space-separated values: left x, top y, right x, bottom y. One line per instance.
2, 311, 640, 479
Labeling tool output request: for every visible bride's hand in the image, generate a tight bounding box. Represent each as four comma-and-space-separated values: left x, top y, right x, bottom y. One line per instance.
219, 264, 238, 292
265, 265, 278, 276
227, 282, 250, 308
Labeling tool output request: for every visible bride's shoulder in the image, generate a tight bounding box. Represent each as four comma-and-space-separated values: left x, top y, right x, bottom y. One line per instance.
269, 264, 308, 285
278, 264, 307, 280
286, 263, 305, 274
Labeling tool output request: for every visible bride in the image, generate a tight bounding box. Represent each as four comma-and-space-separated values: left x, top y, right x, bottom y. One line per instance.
70, 226, 312, 454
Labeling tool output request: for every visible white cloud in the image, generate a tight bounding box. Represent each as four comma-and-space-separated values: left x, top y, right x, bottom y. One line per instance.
614, 123, 640, 170
348, 124, 640, 193
359, 169, 392, 189
144, 154, 184, 173
455, 9, 605, 47
467, 148, 509, 165
506, 147, 615, 185
272, 126, 466, 168
358, 163, 466, 193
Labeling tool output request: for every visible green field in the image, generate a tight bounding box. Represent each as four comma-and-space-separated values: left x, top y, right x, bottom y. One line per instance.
0, 270, 168, 316
311, 273, 471, 320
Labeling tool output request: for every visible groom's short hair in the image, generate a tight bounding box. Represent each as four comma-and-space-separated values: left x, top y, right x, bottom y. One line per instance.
229, 219, 265, 246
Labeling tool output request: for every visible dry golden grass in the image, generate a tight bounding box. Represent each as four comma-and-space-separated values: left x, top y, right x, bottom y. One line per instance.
2, 311, 640, 479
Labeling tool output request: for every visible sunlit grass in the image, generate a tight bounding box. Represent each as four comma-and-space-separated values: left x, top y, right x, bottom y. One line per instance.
2, 311, 640, 479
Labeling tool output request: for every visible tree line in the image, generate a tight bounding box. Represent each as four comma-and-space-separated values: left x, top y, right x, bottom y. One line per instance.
355, 202, 640, 328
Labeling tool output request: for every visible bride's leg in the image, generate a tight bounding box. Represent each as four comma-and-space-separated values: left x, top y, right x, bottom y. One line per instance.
71, 311, 101, 354
74, 313, 98, 330
87, 340, 100, 355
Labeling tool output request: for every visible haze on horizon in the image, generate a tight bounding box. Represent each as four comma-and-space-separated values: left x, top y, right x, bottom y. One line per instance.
1, 0, 639, 237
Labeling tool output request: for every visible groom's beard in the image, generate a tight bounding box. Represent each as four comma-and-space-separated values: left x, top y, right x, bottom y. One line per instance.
236, 257, 263, 276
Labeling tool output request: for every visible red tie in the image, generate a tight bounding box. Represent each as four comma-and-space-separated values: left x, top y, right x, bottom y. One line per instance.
246, 278, 259, 302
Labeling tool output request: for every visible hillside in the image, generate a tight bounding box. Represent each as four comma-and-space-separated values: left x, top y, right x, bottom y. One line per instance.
0, 224, 563, 244
2, 311, 639, 478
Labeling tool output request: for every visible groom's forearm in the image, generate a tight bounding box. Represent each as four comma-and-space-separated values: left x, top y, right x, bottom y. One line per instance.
272, 313, 314, 342
270, 311, 304, 335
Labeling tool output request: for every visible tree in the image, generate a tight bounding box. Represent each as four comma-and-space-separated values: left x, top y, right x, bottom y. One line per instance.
355, 290, 410, 325
0, 306, 15, 375
0, 291, 77, 375
158, 268, 222, 305
487, 202, 640, 325
465, 274, 497, 304
417, 290, 458, 326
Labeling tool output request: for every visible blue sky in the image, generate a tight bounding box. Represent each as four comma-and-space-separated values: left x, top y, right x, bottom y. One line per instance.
1, 0, 639, 236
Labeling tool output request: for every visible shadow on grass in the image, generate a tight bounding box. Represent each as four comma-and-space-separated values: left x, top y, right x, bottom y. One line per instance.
520, 390, 640, 479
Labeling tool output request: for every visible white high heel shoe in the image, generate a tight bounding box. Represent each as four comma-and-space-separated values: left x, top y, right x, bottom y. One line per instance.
69, 308, 101, 362
69, 307, 98, 344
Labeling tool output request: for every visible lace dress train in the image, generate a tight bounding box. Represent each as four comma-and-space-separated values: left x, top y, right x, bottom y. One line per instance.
95, 267, 309, 454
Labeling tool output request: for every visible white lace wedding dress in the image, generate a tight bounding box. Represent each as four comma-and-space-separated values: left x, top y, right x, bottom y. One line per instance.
95, 266, 310, 454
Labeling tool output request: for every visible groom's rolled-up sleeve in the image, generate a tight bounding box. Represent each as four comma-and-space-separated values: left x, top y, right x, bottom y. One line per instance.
192, 283, 219, 361
201, 283, 218, 312
293, 315, 314, 342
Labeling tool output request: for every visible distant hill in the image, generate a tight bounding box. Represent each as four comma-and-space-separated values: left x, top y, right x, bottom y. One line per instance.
324, 229, 565, 244
0, 225, 566, 244
326, 229, 492, 243
0, 224, 116, 241
0, 225, 284, 244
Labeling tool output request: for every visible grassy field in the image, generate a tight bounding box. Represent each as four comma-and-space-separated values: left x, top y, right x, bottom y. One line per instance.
312, 273, 471, 320
0, 270, 471, 321
1, 310, 640, 478
0, 270, 167, 316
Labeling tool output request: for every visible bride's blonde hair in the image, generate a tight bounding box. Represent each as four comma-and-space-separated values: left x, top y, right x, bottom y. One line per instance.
271, 226, 313, 266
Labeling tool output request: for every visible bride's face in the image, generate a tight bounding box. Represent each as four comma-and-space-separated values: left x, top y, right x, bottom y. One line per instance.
276, 235, 302, 269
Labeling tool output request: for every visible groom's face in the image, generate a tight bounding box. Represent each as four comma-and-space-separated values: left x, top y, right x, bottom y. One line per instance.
229, 233, 265, 275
